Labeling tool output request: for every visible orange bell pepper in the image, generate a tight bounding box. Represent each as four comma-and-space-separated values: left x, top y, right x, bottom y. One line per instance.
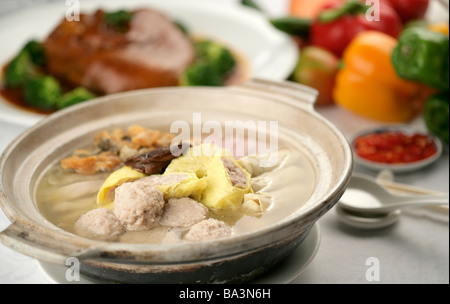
333, 31, 423, 123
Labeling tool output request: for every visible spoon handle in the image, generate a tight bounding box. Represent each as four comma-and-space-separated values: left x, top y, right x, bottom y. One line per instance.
363, 194, 449, 214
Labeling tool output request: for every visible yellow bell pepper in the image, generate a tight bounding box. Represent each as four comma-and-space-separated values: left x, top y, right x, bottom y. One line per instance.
333, 31, 422, 123
428, 22, 449, 36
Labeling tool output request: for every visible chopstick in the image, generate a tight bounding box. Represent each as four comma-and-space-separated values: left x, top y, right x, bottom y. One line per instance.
378, 179, 449, 214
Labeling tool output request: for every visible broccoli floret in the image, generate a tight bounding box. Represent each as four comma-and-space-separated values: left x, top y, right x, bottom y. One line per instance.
23, 40, 46, 67
4, 40, 46, 87
180, 40, 237, 86
194, 40, 236, 76
4, 51, 35, 88
23, 76, 62, 110
180, 62, 224, 86
57, 87, 96, 109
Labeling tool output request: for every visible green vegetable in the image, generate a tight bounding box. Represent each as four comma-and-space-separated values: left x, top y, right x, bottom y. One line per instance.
4, 51, 35, 88
180, 40, 237, 86
57, 87, 96, 109
180, 62, 224, 86
270, 17, 311, 38
104, 10, 133, 32
194, 40, 236, 76
392, 27, 449, 91
4, 40, 46, 87
23, 76, 62, 110
241, 0, 263, 11
22, 40, 46, 67
424, 92, 449, 144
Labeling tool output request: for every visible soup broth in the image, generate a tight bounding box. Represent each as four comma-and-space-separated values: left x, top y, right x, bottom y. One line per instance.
35, 129, 317, 243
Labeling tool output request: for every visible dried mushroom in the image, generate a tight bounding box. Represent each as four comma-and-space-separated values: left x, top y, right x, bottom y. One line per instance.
125, 144, 190, 175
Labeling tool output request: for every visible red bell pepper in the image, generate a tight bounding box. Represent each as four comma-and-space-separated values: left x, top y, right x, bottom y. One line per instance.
383, 0, 430, 23
310, 0, 402, 56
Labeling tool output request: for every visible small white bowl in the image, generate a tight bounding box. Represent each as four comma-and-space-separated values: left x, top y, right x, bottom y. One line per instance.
351, 126, 443, 174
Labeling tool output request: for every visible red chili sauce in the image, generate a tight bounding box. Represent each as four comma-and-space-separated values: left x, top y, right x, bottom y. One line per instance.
354, 131, 438, 164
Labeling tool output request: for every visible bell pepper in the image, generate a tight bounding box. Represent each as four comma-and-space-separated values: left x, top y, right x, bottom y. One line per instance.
392, 27, 449, 91
271, 0, 402, 57
424, 92, 449, 144
334, 31, 422, 122
310, 0, 402, 56
383, 0, 430, 23
428, 22, 449, 36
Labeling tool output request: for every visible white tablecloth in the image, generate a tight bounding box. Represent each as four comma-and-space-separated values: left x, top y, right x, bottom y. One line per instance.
0, 0, 448, 284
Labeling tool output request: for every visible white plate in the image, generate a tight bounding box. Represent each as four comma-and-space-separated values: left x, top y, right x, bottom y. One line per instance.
37, 224, 320, 284
351, 126, 444, 174
0, 0, 298, 127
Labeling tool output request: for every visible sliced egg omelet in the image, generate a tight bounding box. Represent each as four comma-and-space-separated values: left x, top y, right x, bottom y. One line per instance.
164, 144, 252, 211
97, 166, 146, 208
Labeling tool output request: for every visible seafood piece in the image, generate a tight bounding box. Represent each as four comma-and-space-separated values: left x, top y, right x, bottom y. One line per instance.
61, 151, 121, 175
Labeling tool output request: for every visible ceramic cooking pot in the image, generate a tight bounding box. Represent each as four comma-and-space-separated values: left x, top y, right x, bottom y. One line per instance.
0, 79, 353, 283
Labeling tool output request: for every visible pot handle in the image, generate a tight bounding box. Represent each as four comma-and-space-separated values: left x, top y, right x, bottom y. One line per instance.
0, 221, 96, 265
236, 78, 319, 108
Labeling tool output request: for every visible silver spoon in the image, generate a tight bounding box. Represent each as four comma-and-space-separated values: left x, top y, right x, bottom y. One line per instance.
337, 173, 449, 229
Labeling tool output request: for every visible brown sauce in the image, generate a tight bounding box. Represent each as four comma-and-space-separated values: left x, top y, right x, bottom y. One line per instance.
0, 64, 71, 115
0, 84, 52, 115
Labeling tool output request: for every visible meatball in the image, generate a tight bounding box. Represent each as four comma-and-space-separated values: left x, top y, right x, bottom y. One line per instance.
74, 208, 124, 241
113, 182, 165, 231
119, 226, 182, 244
184, 219, 231, 242
160, 197, 209, 228
161, 229, 183, 244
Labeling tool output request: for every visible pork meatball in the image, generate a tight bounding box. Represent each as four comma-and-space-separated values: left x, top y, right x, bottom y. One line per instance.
113, 182, 164, 231
161, 229, 183, 244
160, 197, 209, 228
184, 219, 231, 242
74, 208, 124, 241
119, 227, 183, 244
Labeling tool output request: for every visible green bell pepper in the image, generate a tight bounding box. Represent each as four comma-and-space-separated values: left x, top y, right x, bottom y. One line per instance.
424, 92, 449, 144
392, 27, 449, 91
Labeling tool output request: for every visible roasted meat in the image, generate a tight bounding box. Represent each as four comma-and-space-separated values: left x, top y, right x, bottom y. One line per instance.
43, 9, 195, 94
